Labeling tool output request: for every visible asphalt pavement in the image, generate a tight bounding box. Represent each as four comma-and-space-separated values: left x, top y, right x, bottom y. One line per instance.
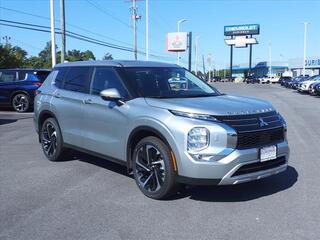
0, 83, 319, 240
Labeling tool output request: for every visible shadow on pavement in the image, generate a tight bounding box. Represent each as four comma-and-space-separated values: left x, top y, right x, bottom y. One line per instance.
0, 119, 18, 125
63, 151, 298, 202
172, 166, 298, 202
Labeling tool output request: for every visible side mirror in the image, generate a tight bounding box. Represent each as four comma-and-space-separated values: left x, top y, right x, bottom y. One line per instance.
100, 88, 125, 106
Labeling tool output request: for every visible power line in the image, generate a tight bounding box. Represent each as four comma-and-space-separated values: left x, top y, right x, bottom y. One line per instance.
85, 0, 132, 29
0, 6, 134, 48
0, 6, 180, 62
0, 19, 179, 62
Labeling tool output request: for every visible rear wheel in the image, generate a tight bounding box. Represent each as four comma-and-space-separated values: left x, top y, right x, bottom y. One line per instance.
12, 93, 30, 112
40, 118, 68, 161
132, 136, 177, 199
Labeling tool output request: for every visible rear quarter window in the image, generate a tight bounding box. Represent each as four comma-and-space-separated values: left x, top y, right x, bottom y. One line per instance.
54, 67, 69, 88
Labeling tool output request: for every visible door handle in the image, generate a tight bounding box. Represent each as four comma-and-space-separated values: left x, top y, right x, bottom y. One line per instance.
54, 93, 61, 98
83, 98, 93, 104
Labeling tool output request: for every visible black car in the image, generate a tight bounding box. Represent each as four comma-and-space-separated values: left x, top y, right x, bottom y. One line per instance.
279, 76, 292, 86
245, 76, 260, 84
311, 82, 320, 95
0, 69, 51, 112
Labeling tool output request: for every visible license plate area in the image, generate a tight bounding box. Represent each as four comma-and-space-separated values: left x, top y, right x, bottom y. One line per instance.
260, 145, 277, 162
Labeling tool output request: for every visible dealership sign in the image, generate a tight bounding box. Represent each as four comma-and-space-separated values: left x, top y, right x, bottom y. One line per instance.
305, 58, 320, 67
166, 32, 188, 52
224, 24, 260, 36
225, 36, 258, 48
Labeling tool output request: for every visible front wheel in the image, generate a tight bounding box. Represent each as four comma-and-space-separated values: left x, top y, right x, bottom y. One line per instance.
132, 136, 177, 199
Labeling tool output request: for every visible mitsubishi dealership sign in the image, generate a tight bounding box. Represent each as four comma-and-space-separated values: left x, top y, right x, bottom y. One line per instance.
166, 32, 188, 52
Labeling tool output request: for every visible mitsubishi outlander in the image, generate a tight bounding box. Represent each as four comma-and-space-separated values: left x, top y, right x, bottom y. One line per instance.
34, 61, 289, 199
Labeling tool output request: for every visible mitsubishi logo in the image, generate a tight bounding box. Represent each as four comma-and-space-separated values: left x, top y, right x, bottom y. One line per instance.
259, 117, 268, 127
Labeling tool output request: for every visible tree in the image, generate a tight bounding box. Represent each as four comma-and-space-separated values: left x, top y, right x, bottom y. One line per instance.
102, 53, 113, 60
0, 44, 28, 68
66, 49, 95, 61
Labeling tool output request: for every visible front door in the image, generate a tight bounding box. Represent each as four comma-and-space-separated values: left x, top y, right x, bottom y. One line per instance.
82, 67, 129, 161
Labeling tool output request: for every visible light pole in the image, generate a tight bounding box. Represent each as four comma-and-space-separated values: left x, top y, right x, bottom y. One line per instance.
177, 19, 187, 65
194, 36, 200, 74
145, 0, 149, 61
50, 0, 56, 67
303, 22, 309, 76
269, 42, 272, 77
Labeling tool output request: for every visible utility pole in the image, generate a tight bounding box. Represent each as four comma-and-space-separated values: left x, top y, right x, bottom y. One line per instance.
50, 0, 56, 67
60, 0, 66, 63
130, 0, 141, 60
229, 36, 233, 81
303, 22, 309, 76
2, 36, 11, 46
145, 0, 149, 60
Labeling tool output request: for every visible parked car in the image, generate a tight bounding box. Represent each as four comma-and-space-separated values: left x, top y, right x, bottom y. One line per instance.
0, 69, 51, 112
290, 76, 309, 89
314, 82, 320, 95
245, 76, 260, 84
34, 61, 289, 199
212, 76, 222, 82
308, 81, 320, 95
260, 76, 280, 84
279, 76, 292, 86
298, 75, 320, 93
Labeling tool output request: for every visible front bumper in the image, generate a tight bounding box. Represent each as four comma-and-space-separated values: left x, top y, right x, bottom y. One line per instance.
176, 141, 289, 185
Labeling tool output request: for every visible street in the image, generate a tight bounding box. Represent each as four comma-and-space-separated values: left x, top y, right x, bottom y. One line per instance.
0, 83, 319, 240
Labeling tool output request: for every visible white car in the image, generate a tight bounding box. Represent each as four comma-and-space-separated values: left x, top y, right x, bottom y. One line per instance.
260, 76, 280, 84
298, 75, 320, 93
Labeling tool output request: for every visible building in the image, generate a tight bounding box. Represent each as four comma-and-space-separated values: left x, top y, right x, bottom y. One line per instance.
231, 61, 288, 78
288, 56, 320, 76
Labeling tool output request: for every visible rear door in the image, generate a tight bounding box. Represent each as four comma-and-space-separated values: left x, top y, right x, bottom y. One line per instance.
0, 70, 17, 104
51, 66, 92, 148
82, 67, 129, 161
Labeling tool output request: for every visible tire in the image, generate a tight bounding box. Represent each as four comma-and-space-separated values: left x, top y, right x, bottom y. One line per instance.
12, 93, 30, 112
40, 117, 68, 161
132, 136, 177, 200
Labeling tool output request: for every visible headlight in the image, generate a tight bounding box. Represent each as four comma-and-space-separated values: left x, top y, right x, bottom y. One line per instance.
169, 110, 218, 122
187, 127, 210, 152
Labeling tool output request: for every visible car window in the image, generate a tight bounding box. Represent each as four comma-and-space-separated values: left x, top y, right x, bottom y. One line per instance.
91, 67, 128, 98
64, 67, 92, 93
54, 67, 69, 89
0, 71, 16, 82
18, 71, 27, 80
35, 71, 51, 82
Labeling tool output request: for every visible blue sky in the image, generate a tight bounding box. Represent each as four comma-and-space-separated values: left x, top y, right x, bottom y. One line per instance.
0, 0, 319, 70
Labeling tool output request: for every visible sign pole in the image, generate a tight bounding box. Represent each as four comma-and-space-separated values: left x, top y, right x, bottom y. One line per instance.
229, 36, 233, 81
249, 34, 252, 76
188, 32, 192, 71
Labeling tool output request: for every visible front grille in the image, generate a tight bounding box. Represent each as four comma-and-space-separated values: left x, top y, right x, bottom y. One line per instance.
231, 156, 286, 177
215, 111, 283, 133
237, 127, 284, 149
215, 111, 285, 149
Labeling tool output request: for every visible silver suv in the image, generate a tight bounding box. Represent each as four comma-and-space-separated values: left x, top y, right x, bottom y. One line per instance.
34, 61, 289, 199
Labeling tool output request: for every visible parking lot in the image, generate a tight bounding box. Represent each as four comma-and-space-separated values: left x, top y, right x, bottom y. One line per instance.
0, 83, 319, 240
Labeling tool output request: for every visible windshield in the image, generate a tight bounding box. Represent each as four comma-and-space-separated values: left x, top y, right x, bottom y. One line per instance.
124, 67, 221, 98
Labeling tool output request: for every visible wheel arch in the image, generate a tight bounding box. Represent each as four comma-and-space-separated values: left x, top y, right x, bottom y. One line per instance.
37, 110, 58, 142
126, 126, 176, 172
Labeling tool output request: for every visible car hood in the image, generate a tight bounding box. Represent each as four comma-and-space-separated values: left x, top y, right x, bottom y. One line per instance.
302, 80, 320, 85
145, 94, 274, 116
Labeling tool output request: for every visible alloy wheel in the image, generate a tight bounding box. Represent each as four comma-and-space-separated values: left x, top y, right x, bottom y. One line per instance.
12, 94, 29, 112
135, 144, 166, 193
42, 122, 58, 157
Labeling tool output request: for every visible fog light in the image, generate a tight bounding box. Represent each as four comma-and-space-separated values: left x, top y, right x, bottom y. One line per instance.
187, 127, 209, 152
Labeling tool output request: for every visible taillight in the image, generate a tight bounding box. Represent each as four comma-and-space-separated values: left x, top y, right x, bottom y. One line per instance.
34, 82, 42, 87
